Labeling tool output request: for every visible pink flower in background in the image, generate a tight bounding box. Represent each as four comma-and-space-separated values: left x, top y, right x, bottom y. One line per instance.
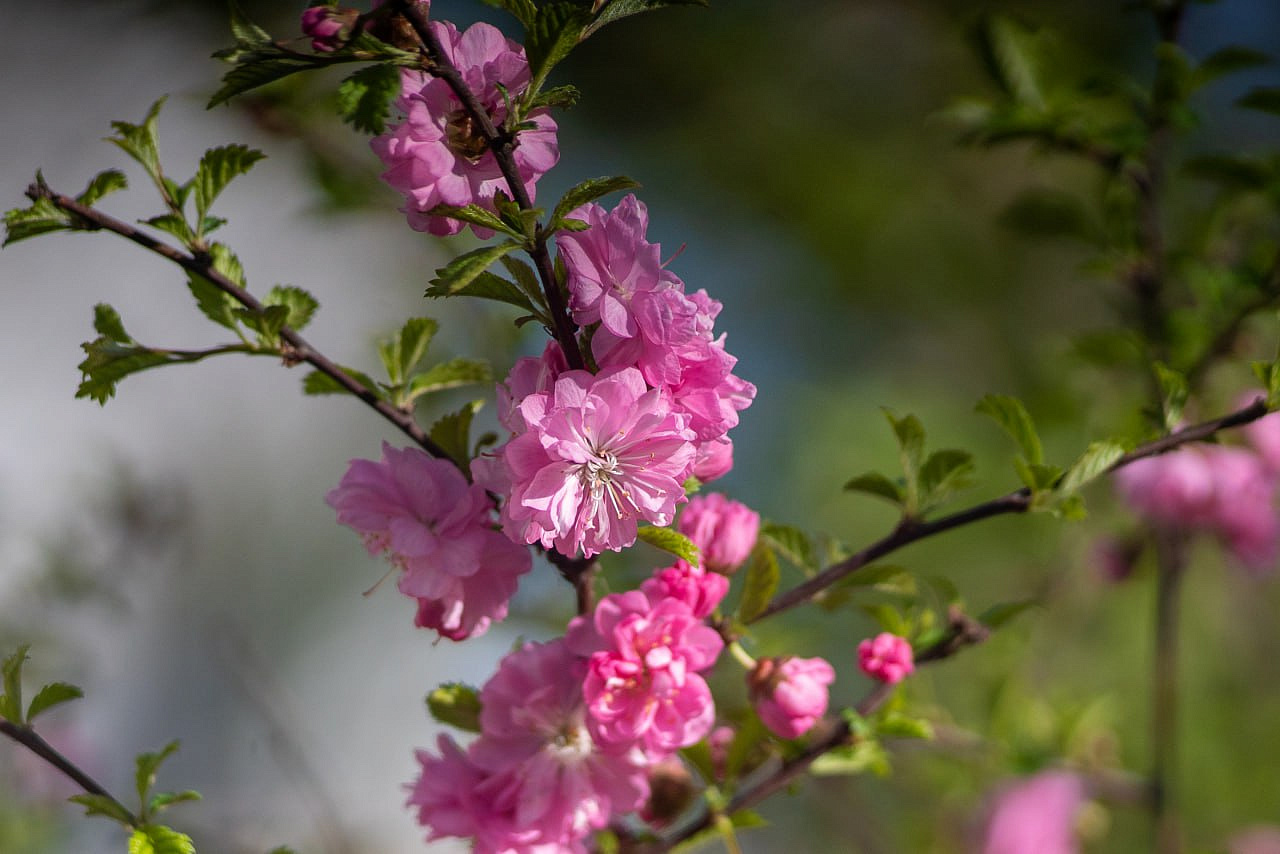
692, 437, 735, 483
858, 632, 915, 685
496, 367, 696, 558
300, 6, 358, 52
1240, 394, 1280, 474
749, 656, 834, 739
641, 559, 729, 618
372, 21, 558, 236
1228, 825, 1280, 854
982, 771, 1087, 854
708, 725, 734, 780
497, 340, 568, 433
326, 442, 531, 640
678, 493, 760, 573
568, 590, 724, 758
1115, 448, 1218, 527
408, 641, 647, 852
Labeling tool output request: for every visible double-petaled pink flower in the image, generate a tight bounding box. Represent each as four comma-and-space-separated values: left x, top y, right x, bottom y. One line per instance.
372, 20, 558, 236
493, 367, 696, 558
678, 492, 760, 573
858, 632, 915, 684
326, 442, 531, 640
749, 656, 835, 739
641, 559, 729, 619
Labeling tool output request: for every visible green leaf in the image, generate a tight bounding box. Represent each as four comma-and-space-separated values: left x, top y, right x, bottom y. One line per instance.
530, 84, 581, 110
207, 242, 246, 288
635, 526, 701, 564
263, 286, 319, 332
336, 64, 400, 135
147, 791, 201, 814
186, 274, 240, 332
525, 3, 593, 90
477, 0, 539, 29
551, 176, 641, 224
227, 0, 272, 46
838, 564, 915, 592
0, 645, 29, 723
94, 304, 132, 343
69, 793, 135, 827
380, 317, 439, 386
1237, 86, 1280, 116
76, 169, 128, 206
425, 203, 517, 237
428, 242, 522, 296
107, 98, 166, 181
26, 682, 83, 722
973, 15, 1047, 109
427, 270, 549, 324
1153, 361, 1188, 431
1058, 440, 1125, 496
1194, 46, 1270, 88
844, 472, 905, 508
128, 825, 196, 854
759, 522, 816, 572
978, 598, 1040, 629
876, 711, 935, 741
405, 358, 493, 402
1015, 460, 1062, 493
194, 144, 266, 224
3, 195, 73, 246
918, 449, 976, 509
429, 400, 484, 467
426, 683, 483, 733
860, 603, 909, 636
234, 305, 290, 345
76, 340, 174, 404
144, 214, 194, 245
736, 545, 780, 623
810, 739, 890, 776
976, 394, 1043, 464
209, 52, 326, 108
301, 367, 382, 397
584, 0, 709, 38
136, 741, 180, 807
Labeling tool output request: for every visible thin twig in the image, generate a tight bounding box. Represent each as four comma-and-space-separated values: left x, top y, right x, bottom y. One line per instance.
0, 720, 138, 826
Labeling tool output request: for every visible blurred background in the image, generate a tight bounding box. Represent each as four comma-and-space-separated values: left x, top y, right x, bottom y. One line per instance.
1, 0, 1279, 851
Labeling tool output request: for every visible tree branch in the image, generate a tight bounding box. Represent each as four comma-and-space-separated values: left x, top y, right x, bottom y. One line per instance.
0, 719, 138, 826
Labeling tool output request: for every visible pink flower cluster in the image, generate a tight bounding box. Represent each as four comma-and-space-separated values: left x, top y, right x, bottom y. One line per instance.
326, 443, 531, 640
372, 19, 558, 235
858, 632, 915, 684
1115, 403, 1280, 573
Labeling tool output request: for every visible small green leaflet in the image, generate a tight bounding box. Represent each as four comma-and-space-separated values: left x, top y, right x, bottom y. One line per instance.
136, 741, 181, 808
263, 286, 319, 332
1, 644, 29, 723
379, 317, 439, 386
406, 359, 493, 403
736, 545, 780, 623
551, 176, 640, 224
975, 394, 1043, 465
3, 193, 73, 246
1057, 440, 1125, 496
26, 682, 83, 723
583, 0, 709, 39
759, 522, 816, 573
127, 825, 196, 854
524, 3, 593, 93
76, 169, 128, 207
428, 242, 522, 296
427, 683, 483, 733
430, 400, 484, 468
107, 98, 166, 182
193, 144, 265, 226
978, 598, 1040, 629
69, 794, 135, 827
635, 526, 700, 564
336, 65, 400, 135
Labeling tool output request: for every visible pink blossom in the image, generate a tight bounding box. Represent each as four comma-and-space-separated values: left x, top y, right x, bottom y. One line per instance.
408, 641, 647, 852
678, 493, 760, 574
707, 725, 734, 780
300, 6, 357, 52
857, 632, 915, 685
372, 21, 558, 236
1115, 448, 1218, 527
641, 559, 729, 618
1228, 826, 1280, 854
326, 442, 531, 639
497, 340, 567, 433
568, 590, 724, 758
982, 771, 1087, 854
1239, 394, 1280, 474
692, 437, 735, 483
748, 656, 834, 739
495, 367, 697, 558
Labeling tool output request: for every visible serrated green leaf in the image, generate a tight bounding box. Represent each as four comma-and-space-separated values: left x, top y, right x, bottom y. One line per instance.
128, 825, 195, 854
552, 176, 641, 223
107, 98, 166, 181
207, 243, 246, 288
136, 741, 180, 807
76, 169, 128, 206
263, 286, 319, 332
737, 545, 780, 623
194, 144, 265, 224
26, 682, 83, 722
425, 203, 517, 237
427, 270, 550, 325
0, 645, 29, 723
876, 712, 934, 741
1194, 46, 1270, 88
844, 472, 905, 506
530, 83, 581, 110
147, 791, 201, 814
810, 739, 890, 777
760, 522, 816, 572
144, 213, 194, 245
1237, 86, 1280, 116
69, 793, 135, 827
336, 64, 400, 135
227, 0, 272, 46
186, 274, 240, 332
234, 305, 289, 344
209, 52, 326, 108
426, 683, 483, 733
976, 394, 1043, 464
583, 0, 708, 38
428, 242, 522, 296
497, 256, 548, 308
380, 317, 439, 386
525, 3, 593, 91
1058, 440, 1125, 495
4, 196, 73, 246
76, 340, 175, 404
635, 526, 701, 564
918, 449, 976, 509
301, 367, 382, 397
405, 358, 493, 402
978, 598, 1040, 629
429, 400, 483, 467
93, 304, 132, 343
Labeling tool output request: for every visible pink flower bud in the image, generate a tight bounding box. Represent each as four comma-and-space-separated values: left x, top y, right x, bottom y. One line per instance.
857, 632, 914, 685
300, 6, 358, 52
678, 493, 760, 574
748, 656, 835, 739
692, 437, 735, 483
641, 559, 729, 618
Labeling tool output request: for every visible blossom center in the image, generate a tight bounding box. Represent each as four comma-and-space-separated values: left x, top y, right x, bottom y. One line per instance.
445, 109, 489, 161
547, 721, 594, 762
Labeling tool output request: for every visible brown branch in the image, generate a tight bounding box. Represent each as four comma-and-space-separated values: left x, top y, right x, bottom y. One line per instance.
391, 0, 586, 372
753, 397, 1271, 624
0, 719, 138, 826
29, 180, 450, 461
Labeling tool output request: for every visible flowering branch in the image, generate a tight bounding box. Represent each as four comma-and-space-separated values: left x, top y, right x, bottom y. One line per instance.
0, 719, 138, 826
391, 0, 587, 372
753, 396, 1272, 624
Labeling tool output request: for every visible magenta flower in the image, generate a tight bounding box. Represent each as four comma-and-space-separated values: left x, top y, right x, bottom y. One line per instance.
408, 641, 647, 852
495, 367, 697, 558
748, 656, 835, 739
858, 632, 915, 685
372, 20, 558, 236
1115, 448, 1218, 527
982, 771, 1087, 854
568, 590, 724, 758
326, 442, 531, 640
641, 559, 729, 619
692, 437, 735, 483
678, 492, 761, 574
497, 340, 567, 433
